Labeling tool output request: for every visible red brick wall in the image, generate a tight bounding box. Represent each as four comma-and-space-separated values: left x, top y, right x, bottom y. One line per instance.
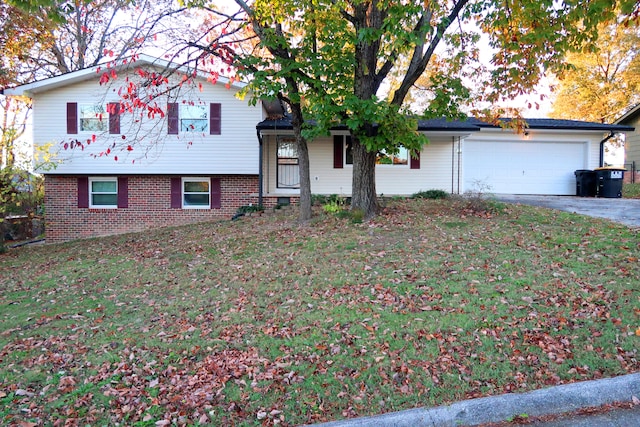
44, 175, 259, 243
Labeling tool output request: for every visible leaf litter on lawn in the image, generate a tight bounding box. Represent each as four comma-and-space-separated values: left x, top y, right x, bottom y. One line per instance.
0, 198, 638, 426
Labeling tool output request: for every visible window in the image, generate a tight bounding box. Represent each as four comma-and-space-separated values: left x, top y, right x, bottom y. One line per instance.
80, 105, 107, 132
345, 136, 353, 165
167, 103, 221, 135
180, 104, 208, 133
334, 135, 410, 167
89, 177, 117, 208
376, 148, 409, 166
182, 177, 210, 208
277, 137, 300, 188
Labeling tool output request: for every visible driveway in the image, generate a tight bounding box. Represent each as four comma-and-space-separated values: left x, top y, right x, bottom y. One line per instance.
493, 195, 640, 228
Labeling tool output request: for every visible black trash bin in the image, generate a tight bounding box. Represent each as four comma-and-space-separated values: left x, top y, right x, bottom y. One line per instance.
595, 167, 625, 198
574, 170, 597, 197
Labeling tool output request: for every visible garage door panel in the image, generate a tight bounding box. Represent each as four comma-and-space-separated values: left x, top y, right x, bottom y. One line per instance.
463, 140, 586, 195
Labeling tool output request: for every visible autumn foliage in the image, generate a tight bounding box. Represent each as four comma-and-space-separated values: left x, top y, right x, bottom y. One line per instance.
1, 199, 638, 425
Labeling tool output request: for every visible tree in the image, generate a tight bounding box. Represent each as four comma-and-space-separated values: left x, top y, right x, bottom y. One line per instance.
239, 0, 634, 217
549, 20, 640, 123
1, 0, 184, 169
8, 0, 638, 220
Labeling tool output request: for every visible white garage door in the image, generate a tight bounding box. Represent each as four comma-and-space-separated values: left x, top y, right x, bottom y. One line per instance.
463, 140, 587, 195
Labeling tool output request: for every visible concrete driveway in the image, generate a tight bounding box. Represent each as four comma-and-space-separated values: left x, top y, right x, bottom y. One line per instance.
494, 195, 640, 228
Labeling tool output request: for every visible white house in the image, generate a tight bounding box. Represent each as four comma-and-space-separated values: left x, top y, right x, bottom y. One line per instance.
257, 116, 633, 202
616, 104, 640, 182
3, 55, 265, 242
2, 55, 633, 243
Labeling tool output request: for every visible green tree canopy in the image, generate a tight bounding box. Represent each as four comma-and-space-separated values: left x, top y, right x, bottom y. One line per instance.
199, 0, 635, 216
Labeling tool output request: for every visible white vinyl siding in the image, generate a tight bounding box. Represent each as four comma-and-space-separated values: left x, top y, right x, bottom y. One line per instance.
32, 70, 261, 175
625, 117, 640, 167
262, 134, 457, 196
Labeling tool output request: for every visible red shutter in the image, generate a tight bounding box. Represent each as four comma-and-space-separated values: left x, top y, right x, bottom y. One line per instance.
167, 103, 179, 135
410, 151, 421, 169
210, 103, 221, 135
108, 103, 121, 134
333, 135, 343, 169
170, 177, 181, 208
67, 102, 78, 134
117, 177, 128, 208
77, 177, 89, 208
210, 177, 221, 209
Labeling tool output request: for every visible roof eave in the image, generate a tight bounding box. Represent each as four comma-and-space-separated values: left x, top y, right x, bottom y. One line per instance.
2, 54, 244, 96
615, 104, 640, 125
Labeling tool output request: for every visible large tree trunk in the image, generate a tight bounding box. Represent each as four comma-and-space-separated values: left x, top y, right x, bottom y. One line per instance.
350, 136, 378, 218
288, 99, 312, 222
349, 2, 383, 219
295, 132, 312, 222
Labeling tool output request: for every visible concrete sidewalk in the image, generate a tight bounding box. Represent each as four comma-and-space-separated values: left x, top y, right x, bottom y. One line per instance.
305, 373, 640, 426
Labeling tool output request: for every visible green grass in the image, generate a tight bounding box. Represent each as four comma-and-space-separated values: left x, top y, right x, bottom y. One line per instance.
1, 198, 639, 426
623, 182, 640, 198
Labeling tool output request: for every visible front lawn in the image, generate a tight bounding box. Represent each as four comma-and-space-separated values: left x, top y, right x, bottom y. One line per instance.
623, 182, 640, 198
1, 199, 638, 426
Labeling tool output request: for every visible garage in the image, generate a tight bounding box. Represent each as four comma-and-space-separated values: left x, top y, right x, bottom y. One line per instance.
462, 139, 588, 195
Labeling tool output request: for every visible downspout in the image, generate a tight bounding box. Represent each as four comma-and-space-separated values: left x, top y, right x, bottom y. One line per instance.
451, 136, 455, 194
256, 129, 264, 207
599, 131, 615, 167
457, 136, 461, 194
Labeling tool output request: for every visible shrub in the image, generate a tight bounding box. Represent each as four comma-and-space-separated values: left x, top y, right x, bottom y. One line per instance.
322, 200, 344, 214
236, 204, 264, 214
313, 194, 347, 206
412, 189, 449, 200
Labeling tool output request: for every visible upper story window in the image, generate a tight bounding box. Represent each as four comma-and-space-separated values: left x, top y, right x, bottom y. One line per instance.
168, 102, 221, 135
181, 104, 208, 132
89, 177, 117, 208
80, 105, 107, 132
67, 102, 120, 135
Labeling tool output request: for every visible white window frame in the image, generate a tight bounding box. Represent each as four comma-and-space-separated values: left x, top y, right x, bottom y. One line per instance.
276, 136, 300, 189
79, 104, 107, 133
180, 104, 208, 133
182, 177, 211, 208
89, 177, 118, 209
342, 136, 409, 167
344, 135, 353, 166
376, 147, 409, 167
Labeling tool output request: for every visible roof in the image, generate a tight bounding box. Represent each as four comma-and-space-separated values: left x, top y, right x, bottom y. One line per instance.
615, 104, 640, 125
257, 116, 633, 133
469, 117, 634, 132
1, 54, 245, 97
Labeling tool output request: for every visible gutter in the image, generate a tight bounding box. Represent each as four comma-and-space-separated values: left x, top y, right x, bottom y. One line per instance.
256, 129, 264, 207
599, 131, 615, 167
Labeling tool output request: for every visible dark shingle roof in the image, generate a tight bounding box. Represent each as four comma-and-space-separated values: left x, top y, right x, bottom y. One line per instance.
467, 117, 634, 132
257, 116, 634, 132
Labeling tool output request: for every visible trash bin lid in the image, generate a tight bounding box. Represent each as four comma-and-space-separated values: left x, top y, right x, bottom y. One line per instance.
595, 166, 627, 171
